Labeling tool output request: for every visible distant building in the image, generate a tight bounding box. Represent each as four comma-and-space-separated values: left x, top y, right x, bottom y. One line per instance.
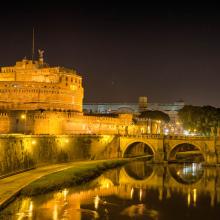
83, 99, 185, 134
83, 99, 184, 119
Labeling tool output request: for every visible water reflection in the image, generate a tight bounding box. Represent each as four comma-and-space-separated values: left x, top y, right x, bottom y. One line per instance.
169, 163, 204, 184
120, 204, 159, 219
1, 161, 220, 220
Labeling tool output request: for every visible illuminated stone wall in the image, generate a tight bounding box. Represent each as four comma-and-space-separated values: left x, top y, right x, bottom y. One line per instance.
0, 113, 10, 133
0, 134, 119, 176
0, 110, 135, 135
0, 59, 83, 112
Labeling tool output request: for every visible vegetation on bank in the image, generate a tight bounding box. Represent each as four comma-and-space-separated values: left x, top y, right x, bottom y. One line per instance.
178, 105, 220, 136
20, 159, 129, 196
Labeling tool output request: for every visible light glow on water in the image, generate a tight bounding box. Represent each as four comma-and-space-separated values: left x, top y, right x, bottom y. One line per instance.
1, 162, 220, 220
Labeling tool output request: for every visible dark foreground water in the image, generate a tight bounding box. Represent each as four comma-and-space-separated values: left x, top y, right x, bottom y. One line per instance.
1, 161, 220, 220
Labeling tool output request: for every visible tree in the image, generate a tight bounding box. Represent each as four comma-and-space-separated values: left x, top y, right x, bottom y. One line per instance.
178, 105, 220, 136
139, 110, 170, 123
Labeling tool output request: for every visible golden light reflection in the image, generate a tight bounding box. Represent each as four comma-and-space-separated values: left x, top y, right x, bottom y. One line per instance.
99, 178, 113, 189
94, 195, 100, 210
63, 188, 69, 201
130, 187, 134, 199
193, 188, 197, 206
17, 198, 33, 220
65, 139, 69, 143
187, 191, 191, 207
53, 204, 58, 220
29, 201, 33, 216
139, 188, 143, 201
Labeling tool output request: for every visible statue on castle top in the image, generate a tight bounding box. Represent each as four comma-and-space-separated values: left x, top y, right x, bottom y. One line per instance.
38, 49, 44, 59
38, 49, 44, 64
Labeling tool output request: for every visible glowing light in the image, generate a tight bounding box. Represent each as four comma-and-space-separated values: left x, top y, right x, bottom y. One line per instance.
139, 188, 143, 201
63, 188, 69, 201
94, 195, 100, 209
29, 201, 33, 217
53, 204, 58, 220
193, 188, 197, 206
187, 191, 191, 207
130, 187, 134, 199
70, 85, 76, 90
164, 128, 169, 135
32, 140, 36, 145
183, 130, 189, 136
16, 198, 33, 220
65, 139, 69, 143
21, 114, 26, 119
99, 178, 113, 189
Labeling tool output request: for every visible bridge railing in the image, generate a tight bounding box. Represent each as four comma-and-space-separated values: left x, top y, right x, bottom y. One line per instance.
119, 134, 215, 141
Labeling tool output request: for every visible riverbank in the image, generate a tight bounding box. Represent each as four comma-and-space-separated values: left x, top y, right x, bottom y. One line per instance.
20, 159, 129, 197
0, 158, 131, 210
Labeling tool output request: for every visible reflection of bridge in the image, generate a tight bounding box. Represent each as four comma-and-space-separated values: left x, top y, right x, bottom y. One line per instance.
119, 135, 220, 165
106, 162, 220, 207
26, 162, 220, 220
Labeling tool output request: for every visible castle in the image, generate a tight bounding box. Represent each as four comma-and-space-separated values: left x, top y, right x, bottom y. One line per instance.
0, 52, 136, 135
0, 51, 83, 112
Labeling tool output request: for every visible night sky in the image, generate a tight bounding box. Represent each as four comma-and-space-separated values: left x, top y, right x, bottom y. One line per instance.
0, 2, 220, 106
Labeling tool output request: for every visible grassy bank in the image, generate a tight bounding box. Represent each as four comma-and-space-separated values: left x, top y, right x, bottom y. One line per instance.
20, 159, 129, 196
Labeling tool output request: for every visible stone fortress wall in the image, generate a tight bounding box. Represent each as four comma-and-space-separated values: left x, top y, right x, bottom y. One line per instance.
0, 134, 120, 176
0, 58, 83, 112
0, 110, 141, 135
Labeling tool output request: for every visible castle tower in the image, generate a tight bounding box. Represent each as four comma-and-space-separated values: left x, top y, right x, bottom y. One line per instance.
138, 96, 147, 112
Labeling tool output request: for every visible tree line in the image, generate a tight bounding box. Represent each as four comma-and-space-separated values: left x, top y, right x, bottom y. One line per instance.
178, 105, 220, 136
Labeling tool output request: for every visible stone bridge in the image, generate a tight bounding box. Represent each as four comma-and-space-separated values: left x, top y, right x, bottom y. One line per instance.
119, 135, 220, 165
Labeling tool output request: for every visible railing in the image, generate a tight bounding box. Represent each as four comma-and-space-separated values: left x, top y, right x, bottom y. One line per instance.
119, 134, 216, 141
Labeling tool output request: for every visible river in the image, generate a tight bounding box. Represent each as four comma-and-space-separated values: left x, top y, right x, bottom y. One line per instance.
1, 161, 220, 220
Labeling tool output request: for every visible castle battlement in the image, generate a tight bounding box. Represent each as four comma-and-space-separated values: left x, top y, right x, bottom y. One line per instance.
0, 53, 83, 112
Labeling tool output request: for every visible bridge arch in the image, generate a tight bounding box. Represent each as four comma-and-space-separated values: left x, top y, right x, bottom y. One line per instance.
123, 140, 155, 159
167, 164, 204, 186
119, 162, 156, 185
168, 142, 205, 162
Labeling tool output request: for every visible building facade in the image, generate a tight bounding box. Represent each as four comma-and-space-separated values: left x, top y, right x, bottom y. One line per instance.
0, 55, 83, 112
83, 100, 185, 135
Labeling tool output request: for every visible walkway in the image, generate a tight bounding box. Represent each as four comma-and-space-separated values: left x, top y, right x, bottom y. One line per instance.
0, 160, 99, 210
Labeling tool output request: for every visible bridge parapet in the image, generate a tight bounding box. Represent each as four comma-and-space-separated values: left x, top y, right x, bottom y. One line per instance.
119, 134, 218, 165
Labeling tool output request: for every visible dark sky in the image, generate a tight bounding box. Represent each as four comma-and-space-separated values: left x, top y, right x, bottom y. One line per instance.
0, 1, 220, 106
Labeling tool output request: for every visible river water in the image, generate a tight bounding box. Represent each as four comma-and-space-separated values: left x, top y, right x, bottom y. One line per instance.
1, 161, 220, 220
